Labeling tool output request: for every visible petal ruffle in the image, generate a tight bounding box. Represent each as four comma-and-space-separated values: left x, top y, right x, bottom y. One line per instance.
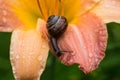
58, 13, 108, 73
10, 19, 49, 79
91, 0, 120, 23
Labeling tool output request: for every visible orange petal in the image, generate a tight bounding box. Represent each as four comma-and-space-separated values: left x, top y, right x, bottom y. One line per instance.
0, 0, 23, 32
10, 19, 49, 79
91, 0, 120, 23
58, 13, 108, 73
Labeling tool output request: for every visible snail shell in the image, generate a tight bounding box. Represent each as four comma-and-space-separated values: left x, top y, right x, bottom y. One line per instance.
46, 15, 68, 38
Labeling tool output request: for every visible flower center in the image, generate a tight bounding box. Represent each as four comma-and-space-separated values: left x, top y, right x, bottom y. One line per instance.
37, 0, 65, 21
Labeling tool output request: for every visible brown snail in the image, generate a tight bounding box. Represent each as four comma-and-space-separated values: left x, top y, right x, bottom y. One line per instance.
46, 15, 69, 57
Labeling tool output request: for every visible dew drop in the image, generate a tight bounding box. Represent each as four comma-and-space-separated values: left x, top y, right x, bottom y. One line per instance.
95, 58, 99, 63
16, 55, 20, 59
39, 69, 44, 76
69, 59, 73, 63
10, 51, 14, 55
111, 1, 116, 5
12, 66, 16, 74
99, 30, 103, 35
84, 46, 87, 49
2, 17, 7, 23
38, 56, 43, 61
89, 59, 92, 62
29, 52, 33, 55
2, 10, 7, 15
10, 56, 14, 61
105, 4, 110, 8
89, 53, 93, 58
42, 45, 46, 48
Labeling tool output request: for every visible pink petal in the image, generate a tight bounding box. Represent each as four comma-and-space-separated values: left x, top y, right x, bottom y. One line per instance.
58, 13, 108, 73
0, 0, 23, 32
91, 0, 120, 23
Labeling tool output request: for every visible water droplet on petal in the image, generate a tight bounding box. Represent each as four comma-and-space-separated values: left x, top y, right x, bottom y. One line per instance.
39, 69, 44, 76
42, 45, 46, 48
69, 59, 73, 63
29, 52, 33, 55
2, 17, 7, 23
2, 10, 7, 15
89, 53, 93, 58
84, 46, 87, 49
12, 66, 16, 74
10, 51, 14, 55
16, 55, 19, 59
38, 56, 43, 61
89, 59, 92, 62
95, 58, 99, 63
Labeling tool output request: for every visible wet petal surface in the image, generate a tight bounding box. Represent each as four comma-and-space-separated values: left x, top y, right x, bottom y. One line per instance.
58, 13, 108, 73
10, 19, 49, 80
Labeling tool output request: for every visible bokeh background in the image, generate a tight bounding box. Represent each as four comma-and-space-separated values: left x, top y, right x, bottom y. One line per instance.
0, 22, 120, 80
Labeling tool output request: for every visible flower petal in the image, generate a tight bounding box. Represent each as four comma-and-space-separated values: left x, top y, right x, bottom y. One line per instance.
0, 0, 23, 32
10, 0, 41, 29
10, 19, 49, 79
58, 13, 108, 73
91, 0, 120, 23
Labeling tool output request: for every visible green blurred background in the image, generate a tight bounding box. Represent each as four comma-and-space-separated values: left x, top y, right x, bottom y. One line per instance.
0, 22, 120, 80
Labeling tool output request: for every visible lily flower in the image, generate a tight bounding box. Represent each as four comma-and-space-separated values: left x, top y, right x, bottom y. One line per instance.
0, 0, 120, 80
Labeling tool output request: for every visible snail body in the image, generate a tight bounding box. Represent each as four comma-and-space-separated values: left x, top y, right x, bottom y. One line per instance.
46, 15, 68, 57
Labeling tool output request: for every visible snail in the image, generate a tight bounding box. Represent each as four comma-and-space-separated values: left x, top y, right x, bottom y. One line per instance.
46, 15, 70, 57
